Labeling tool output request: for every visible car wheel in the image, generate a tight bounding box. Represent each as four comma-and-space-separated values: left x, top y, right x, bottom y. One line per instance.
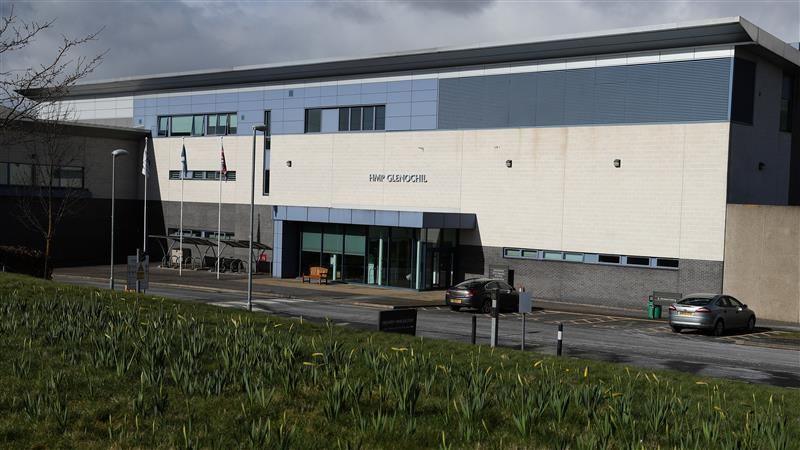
450, 305, 461, 312
670, 326, 682, 333
480, 299, 491, 314
712, 320, 725, 337
747, 316, 756, 332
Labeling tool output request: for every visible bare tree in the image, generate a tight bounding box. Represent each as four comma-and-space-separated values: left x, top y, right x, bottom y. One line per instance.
0, 5, 105, 277
16, 106, 89, 278
0, 4, 104, 144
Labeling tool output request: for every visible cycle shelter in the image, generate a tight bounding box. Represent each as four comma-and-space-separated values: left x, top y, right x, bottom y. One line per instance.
149, 235, 272, 273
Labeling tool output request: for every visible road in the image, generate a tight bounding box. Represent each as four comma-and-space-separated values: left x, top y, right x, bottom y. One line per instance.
57, 275, 800, 388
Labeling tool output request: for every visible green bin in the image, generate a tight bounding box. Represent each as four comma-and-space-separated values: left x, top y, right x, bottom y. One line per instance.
652, 304, 662, 319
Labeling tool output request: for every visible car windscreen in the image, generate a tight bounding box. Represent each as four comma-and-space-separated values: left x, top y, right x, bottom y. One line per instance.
678, 297, 713, 306
453, 280, 485, 289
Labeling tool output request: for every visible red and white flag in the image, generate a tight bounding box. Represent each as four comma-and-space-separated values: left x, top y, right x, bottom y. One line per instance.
220, 141, 228, 179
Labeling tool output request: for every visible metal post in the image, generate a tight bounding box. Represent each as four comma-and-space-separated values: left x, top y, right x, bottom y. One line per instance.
490, 290, 499, 348
109, 155, 116, 290
556, 322, 563, 356
471, 315, 477, 345
135, 248, 141, 293
247, 127, 257, 312
521, 313, 526, 351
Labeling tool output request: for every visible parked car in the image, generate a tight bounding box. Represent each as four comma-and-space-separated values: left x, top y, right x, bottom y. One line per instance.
668, 294, 756, 336
445, 278, 519, 313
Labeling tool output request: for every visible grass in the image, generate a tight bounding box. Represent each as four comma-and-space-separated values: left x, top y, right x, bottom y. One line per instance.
0, 272, 798, 449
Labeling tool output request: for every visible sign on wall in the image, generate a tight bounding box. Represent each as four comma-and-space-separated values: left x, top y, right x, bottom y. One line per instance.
369, 173, 428, 183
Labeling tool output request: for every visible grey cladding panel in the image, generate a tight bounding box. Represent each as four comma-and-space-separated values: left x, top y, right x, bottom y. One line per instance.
438, 58, 732, 129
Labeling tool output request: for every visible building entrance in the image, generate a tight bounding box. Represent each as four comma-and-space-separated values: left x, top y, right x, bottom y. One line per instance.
298, 223, 457, 290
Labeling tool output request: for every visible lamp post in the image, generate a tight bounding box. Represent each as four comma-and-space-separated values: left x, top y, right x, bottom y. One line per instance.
109, 148, 129, 290
248, 125, 268, 311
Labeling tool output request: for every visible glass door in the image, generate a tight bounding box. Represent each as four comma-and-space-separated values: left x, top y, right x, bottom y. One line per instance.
367, 227, 388, 286
343, 226, 366, 283
388, 227, 415, 288
322, 224, 343, 281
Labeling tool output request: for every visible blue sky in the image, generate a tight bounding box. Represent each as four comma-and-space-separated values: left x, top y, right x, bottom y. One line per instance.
5, 0, 799, 81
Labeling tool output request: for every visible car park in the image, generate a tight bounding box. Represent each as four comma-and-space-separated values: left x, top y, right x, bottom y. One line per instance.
445, 278, 519, 313
668, 294, 756, 336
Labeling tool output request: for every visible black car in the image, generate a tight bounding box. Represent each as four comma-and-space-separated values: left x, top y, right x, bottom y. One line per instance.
445, 278, 519, 313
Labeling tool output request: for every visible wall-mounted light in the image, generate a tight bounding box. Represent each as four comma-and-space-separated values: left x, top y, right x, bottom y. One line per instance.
494, 145, 501, 150
505, 159, 513, 168
417, 146, 425, 151
286, 160, 292, 168
613, 159, 621, 168
758, 162, 765, 171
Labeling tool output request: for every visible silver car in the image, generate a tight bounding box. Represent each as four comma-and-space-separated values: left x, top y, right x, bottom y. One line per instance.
668, 294, 756, 336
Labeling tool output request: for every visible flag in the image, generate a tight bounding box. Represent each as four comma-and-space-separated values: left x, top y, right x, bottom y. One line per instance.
141, 138, 149, 177
220, 141, 228, 179
180, 143, 188, 179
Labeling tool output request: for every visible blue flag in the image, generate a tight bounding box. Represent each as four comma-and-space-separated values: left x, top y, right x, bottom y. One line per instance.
180, 143, 188, 179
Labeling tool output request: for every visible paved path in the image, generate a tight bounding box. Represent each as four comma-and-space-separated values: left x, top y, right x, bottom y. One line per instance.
55, 273, 800, 388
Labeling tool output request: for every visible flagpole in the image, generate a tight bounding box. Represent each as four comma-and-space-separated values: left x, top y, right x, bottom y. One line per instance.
179, 138, 184, 277
142, 137, 148, 255
217, 136, 223, 280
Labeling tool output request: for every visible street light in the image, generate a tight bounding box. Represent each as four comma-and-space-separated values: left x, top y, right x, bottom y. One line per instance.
109, 148, 128, 290
248, 125, 268, 311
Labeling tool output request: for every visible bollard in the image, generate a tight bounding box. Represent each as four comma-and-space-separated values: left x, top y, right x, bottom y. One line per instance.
135, 248, 141, 293
490, 291, 499, 348
471, 315, 477, 345
556, 322, 563, 356
521, 313, 526, 351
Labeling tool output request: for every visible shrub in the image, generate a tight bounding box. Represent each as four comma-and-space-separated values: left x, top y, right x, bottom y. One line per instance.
0, 245, 50, 278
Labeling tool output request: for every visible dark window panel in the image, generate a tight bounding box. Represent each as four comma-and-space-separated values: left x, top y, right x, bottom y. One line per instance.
375, 105, 385, 130
339, 108, 350, 131
350, 107, 362, 131
305, 108, 322, 132
731, 58, 756, 124
363, 106, 375, 130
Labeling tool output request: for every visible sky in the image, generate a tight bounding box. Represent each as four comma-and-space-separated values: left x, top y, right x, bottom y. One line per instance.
3, 0, 799, 82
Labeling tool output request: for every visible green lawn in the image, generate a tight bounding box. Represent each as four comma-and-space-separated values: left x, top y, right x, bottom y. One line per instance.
0, 273, 797, 449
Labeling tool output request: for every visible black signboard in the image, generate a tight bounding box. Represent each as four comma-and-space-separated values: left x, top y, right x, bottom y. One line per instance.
488, 264, 509, 282
378, 309, 418, 335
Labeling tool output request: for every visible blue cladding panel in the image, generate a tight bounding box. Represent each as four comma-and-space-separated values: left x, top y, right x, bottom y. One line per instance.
361, 93, 387, 104
398, 212, 423, 228
438, 58, 732, 129
307, 207, 329, 222
388, 80, 413, 92
362, 82, 388, 94
536, 71, 566, 126
412, 78, 437, 91
386, 116, 411, 130
237, 91, 262, 102
564, 69, 596, 124
411, 115, 437, 130
283, 121, 305, 134
329, 208, 352, 224
375, 210, 399, 226
351, 209, 375, 225
283, 97, 305, 109
337, 84, 361, 95
388, 91, 412, 102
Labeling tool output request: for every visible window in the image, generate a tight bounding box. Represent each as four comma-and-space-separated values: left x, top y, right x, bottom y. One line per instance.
731, 58, 756, 124
0, 162, 7, 185
598, 254, 620, 264
338, 105, 386, 131
543, 251, 563, 260
158, 116, 170, 136
264, 111, 272, 150
521, 249, 538, 259
169, 170, 235, 181
626, 256, 650, 266
170, 115, 193, 136
780, 73, 794, 132
728, 297, 743, 308
564, 252, 583, 262
503, 248, 522, 258
156, 113, 236, 137
305, 108, 322, 133
656, 258, 679, 269
9, 163, 33, 185
263, 169, 270, 195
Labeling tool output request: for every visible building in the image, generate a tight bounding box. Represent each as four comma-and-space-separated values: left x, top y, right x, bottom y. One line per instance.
18, 17, 800, 322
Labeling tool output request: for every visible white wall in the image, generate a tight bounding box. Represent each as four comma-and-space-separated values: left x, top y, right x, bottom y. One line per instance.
150, 135, 269, 206
265, 123, 730, 261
